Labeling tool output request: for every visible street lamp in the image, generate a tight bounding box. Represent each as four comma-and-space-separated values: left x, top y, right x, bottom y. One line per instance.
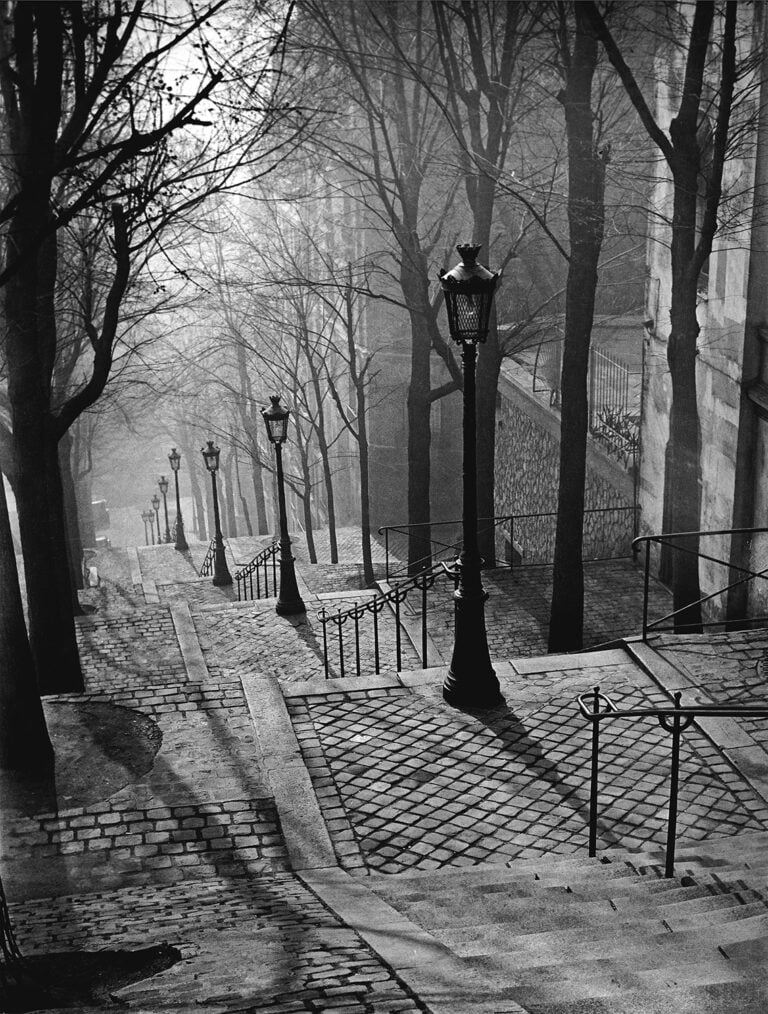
141, 510, 152, 546
261, 395, 306, 616
151, 494, 161, 546
168, 448, 189, 552
158, 475, 172, 543
144, 508, 156, 545
200, 439, 233, 586
439, 243, 502, 710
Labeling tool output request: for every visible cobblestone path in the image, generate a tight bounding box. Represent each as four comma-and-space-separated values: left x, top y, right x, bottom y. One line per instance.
650, 628, 768, 750
285, 656, 768, 876
423, 559, 674, 662
12, 875, 426, 1012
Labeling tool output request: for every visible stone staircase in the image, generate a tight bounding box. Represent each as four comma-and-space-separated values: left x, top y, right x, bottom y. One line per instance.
366, 830, 768, 1013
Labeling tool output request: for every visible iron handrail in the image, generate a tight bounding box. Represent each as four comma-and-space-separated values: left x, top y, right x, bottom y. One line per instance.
234, 541, 280, 601
578, 686, 768, 877
379, 506, 639, 581
633, 526, 768, 638
199, 539, 216, 577
317, 561, 451, 678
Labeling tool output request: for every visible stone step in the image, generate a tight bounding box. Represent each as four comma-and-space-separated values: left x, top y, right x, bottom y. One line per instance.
525, 979, 768, 1014
507, 959, 763, 1011
437, 907, 768, 964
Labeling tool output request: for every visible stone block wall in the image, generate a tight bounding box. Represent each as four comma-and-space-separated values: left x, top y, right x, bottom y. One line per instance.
494, 363, 637, 564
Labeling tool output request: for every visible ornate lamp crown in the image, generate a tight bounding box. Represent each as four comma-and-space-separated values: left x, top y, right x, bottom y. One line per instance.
262, 394, 290, 445
438, 243, 500, 345
168, 447, 181, 472
201, 440, 221, 473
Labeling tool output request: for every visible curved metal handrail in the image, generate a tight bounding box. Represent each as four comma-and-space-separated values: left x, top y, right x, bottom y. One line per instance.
234, 541, 280, 601
578, 685, 768, 877
317, 561, 449, 679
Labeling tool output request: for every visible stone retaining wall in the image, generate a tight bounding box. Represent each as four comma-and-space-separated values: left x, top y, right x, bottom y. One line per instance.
495, 364, 637, 561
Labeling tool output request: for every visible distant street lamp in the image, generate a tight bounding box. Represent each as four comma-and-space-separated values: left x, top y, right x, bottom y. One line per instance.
145, 508, 157, 545
439, 244, 502, 710
151, 494, 161, 546
158, 475, 172, 543
141, 510, 152, 546
201, 439, 233, 586
261, 395, 305, 616
168, 447, 189, 552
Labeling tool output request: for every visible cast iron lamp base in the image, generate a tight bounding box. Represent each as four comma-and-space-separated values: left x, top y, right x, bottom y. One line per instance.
442, 581, 503, 710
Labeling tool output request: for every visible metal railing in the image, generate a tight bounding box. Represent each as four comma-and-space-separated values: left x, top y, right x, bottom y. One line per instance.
199, 539, 216, 577
578, 686, 768, 877
317, 562, 452, 679
379, 506, 639, 581
234, 542, 280, 601
530, 341, 639, 465
634, 526, 768, 639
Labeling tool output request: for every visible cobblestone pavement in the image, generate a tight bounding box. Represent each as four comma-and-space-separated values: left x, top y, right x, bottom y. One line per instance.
193, 598, 420, 684
10, 539, 768, 1012
285, 657, 768, 876
650, 628, 768, 749
423, 560, 674, 661
12, 875, 426, 1013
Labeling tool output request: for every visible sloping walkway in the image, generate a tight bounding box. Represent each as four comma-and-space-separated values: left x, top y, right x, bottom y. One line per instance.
4, 541, 768, 1012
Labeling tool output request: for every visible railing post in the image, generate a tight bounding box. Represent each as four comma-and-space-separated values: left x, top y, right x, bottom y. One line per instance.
588, 685, 601, 858
643, 542, 651, 641
320, 611, 329, 679
354, 605, 361, 678
385, 528, 390, 582
665, 692, 683, 879
373, 604, 380, 675
395, 588, 402, 671
337, 610, 345, 679
421, 576, 428, 668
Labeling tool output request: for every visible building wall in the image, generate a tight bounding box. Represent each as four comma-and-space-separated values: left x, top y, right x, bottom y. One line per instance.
494, 364, 637, 563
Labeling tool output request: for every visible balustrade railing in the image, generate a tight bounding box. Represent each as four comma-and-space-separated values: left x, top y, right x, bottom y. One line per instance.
318, 563, 451, 679
578, 687, 768, 877
379, 507, 639, 581
199, 539, 216, 577
234, 542, 280, 601
634, 526, 768, 638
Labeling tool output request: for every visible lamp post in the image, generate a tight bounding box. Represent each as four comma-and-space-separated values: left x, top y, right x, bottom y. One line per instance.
261, 395, 306, 616
439, 244, 502, 710
168, 448, 189, 551
158, 475, 172, 543
141, 510, 152, 546
151, 494, 161, 545
200, 439, 233, 586
145, 508, 156, 545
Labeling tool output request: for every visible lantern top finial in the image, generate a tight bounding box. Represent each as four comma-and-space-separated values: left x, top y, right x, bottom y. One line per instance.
439, 243, 498, 290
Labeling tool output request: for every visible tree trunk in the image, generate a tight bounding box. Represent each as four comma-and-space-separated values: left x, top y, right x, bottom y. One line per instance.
406, 286, 432, 574
59, 429, 85, 600
666, 270, 703, 630
0, 476, 54, 772
476, 325, 502, 568
6, 249, 84, 692
298, 449, 317, 564
548, 7, 606, 653
357, 383, 375, 586
233, 447, 253, 536
222, 453, 237, 539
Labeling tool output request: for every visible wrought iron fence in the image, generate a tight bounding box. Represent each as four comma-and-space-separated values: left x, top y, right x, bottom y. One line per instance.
317, 562, 451, 679
578, 686, 768, 877
634, 526, 768, 638
199, 539, 216, 577
379, 507, 639, 581
234, 542, 280, 601
530, 340, 639, 466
